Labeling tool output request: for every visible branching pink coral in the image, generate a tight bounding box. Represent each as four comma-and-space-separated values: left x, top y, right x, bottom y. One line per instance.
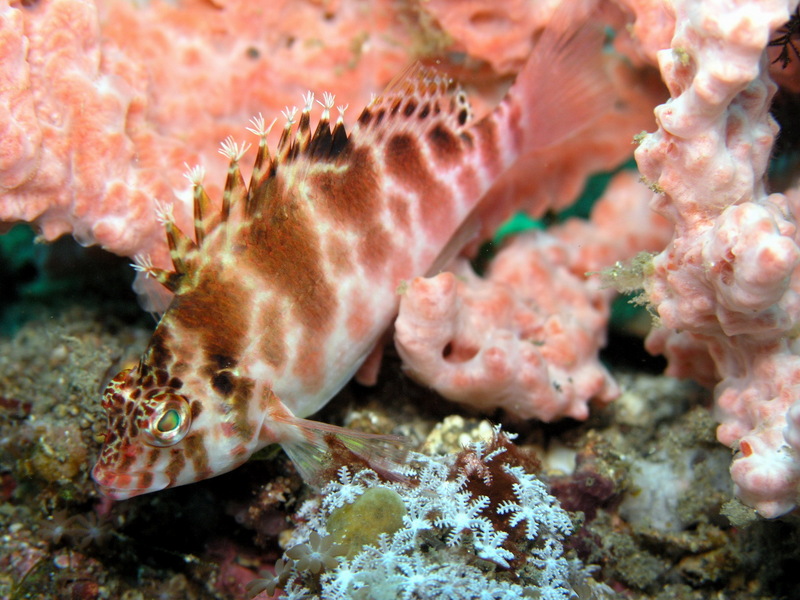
395, 171, 671, 422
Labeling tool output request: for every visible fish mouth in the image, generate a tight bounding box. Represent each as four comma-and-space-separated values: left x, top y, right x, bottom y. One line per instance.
91, 463, 169, 501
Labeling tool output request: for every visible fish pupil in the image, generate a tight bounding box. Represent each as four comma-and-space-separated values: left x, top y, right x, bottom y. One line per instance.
157, 409, 181, 433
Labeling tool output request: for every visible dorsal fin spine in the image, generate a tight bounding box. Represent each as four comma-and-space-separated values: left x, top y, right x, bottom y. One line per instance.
308, 92, 335, 158
330, 105, 349, 157
182, 164, 213, 245
294, 92, 314, 153
191, 180, 212, 245
246, 114, 277, 217
154, 199, 194, 277
276, 106, 298, 162
165, 221, 193, 275
218, 137, 250, 224
131, 254, 181, 292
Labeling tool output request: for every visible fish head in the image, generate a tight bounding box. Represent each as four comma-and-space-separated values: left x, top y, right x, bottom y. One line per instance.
92, 346, 261, 500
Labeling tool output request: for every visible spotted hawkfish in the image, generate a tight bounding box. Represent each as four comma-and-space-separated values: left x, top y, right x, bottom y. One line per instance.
92, 15, 612, 500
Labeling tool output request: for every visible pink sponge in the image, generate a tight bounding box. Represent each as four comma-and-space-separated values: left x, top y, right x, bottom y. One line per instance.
395, 242, 618, 422
395, 171, 672, 422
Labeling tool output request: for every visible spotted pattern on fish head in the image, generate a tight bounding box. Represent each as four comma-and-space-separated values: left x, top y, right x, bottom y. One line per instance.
92, 314, 261, 500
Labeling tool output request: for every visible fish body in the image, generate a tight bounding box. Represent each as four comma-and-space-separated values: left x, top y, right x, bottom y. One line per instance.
92, 16, 611, 500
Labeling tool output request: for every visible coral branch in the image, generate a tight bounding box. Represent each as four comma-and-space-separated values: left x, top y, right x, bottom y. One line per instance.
631, 0, 800, 517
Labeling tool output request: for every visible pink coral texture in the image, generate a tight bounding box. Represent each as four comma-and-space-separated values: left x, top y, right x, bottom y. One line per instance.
630, 0, 800, 517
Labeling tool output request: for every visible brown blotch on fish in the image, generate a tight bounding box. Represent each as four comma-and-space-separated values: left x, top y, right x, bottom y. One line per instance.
324, 234, 354, 277
231, 444, 249, 459
388, 194, 411, 233
358, 225, 393, 278
345, 293, 373, 341
258, 302, 288, 368
311, 145, 394, 275
168, 377, 183, 389
190, 400, 203, 419
403, 99, 418, 117
139, 471, 154, 489
184, 432, 209, 475
147, 328, 173, 370
427, 123, 463, 165
170, 269, 247, 366
155, 369, 169, 387
292, 343, 326, 393
385, 133, 454, 234
458, 165, 482, 198
119, 452, 135, 471
243, 182, 338, 333
165, 450, 186, 485
212, 371, 235, 397
210, 354, 237, 370
310, 146, 381, 228
231, 378, 256, 439
357, 108, 372, 126
390, 98, 402, 116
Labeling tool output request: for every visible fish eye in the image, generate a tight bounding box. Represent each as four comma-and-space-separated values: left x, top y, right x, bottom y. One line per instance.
143, 393, 191, 447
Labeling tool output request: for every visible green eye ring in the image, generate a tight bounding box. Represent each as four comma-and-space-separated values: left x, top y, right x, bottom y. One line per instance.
144, 393, 191, 447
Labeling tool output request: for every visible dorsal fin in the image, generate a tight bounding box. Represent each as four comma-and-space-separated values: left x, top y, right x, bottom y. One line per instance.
146, 63, 467, 293
349, 62, 470, 138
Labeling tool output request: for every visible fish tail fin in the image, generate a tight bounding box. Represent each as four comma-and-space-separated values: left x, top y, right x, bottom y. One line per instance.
497, 1, 614, 156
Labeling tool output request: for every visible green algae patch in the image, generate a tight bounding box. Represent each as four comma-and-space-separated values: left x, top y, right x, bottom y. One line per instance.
327, 487, 406, 557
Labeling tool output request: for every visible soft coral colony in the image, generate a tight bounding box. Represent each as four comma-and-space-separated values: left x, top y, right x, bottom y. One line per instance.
247, 430, 606, 600
2, 0, 800, 561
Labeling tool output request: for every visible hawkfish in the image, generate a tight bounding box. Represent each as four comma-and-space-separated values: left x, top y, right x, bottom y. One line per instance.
92, 14, 612, 500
